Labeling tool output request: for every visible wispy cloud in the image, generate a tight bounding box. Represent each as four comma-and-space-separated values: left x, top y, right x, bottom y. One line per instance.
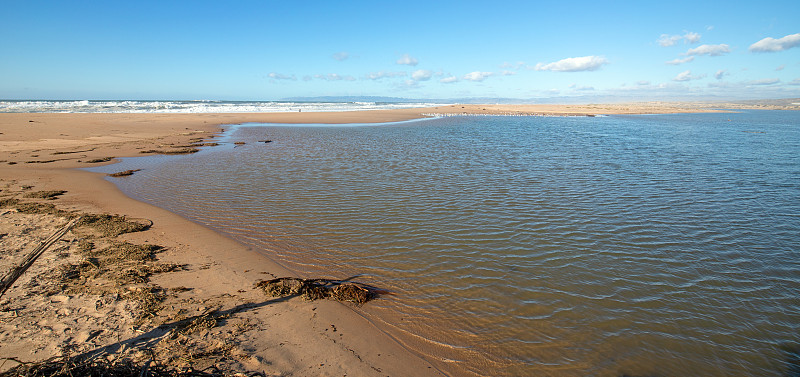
500, 61, 525, 69
463, 71, 493, 82
715, 69, 729, 80
658, 31, 702, 47
500, 70, 516, 76
440, 76, 459, 84
411, 69, 433, 81
746, 78, 780, 85
673, 70, 705, 82
397, 79, 426, 89
533, 56, 608, 72
776, 65, 785, 71
788, 78, 800, 86
686, 44, 730, 56
396, 54, 419, 66
332, 52, 349, 61
365, 71, 406, 80
313, 73, 356, 81
268, 72, 296, 81
684, 32, 701, 44
666, 56, 695, 65
569, 84, 594, 91
749, 33, 800, 52
658, 34, 682, 47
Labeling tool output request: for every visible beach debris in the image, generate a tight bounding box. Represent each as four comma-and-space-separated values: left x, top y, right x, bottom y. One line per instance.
25, 159, 62, 164
0, 353, 232, 377
51, 147, 96, 155
0, 198, 19, 208
254, 277, 375, 304
257, 140, 272, 143
76, 214, 152, 237
23, 190, 66, 200
83, 156, 115, 163
14, 201, 71, 216
140, 148, 199, 155
108, 169, 142, 177
233, 142, 246, 145
52, 239, 178, 322
0, 217, 81, 299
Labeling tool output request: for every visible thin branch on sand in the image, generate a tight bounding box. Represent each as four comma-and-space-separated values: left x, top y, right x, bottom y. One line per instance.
0, 216, 82, 299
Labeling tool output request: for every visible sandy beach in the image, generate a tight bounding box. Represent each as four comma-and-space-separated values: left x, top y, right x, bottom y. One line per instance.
0, 103, 767, 376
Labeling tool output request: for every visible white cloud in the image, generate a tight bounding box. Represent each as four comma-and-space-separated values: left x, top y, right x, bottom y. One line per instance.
399, 79, 419, 88
533, 56, 608, 72
314, 73, 356, 81
637, 80, 651, 86
569, 84, 594, 91
501, 70, 516, 76
776, 65, 785, 71
749, 33, 800, 52
500, 61, 525, 69
788, 78, 800, 86
673, 70, 705, 82
686, 44, 730, 56
440, 76, 459, 83
666, 56, 695, 65
684, 32, 701, 44
746, 78, 780, 85
366, 71, 406, 80
463, 71, 493, 81
658, 31, 701, 46
715, 69, 729, 80
658, 34, 682, 47
268, 72, 296, 80
332, 52, 349, 61
396, 54, 419, 66
411, 69, 433, 81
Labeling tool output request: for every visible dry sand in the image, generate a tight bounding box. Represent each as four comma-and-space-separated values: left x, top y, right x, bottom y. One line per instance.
0, 103, 759, 376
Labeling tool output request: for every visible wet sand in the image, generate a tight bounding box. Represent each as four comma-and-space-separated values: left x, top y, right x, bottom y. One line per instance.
0, 103, 740, 375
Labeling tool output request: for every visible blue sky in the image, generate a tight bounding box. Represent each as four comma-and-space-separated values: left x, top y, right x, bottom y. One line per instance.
1, 0, 799, 101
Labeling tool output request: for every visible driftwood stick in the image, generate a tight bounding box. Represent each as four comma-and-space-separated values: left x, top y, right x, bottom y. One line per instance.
0, 216, 81, 299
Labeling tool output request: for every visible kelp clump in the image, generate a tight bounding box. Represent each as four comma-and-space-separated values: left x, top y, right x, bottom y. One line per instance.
77, 214, 152, 237
254, 277, 375, 304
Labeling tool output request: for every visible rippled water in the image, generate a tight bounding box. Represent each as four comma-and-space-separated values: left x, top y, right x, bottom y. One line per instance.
92, 111, 800, 376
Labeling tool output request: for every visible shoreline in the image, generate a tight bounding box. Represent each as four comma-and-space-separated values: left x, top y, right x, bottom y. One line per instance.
0, 109, 448, 376
0, 103, 776, 375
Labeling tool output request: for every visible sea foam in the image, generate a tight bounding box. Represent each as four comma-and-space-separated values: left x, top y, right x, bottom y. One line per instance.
0, 100, 447, 113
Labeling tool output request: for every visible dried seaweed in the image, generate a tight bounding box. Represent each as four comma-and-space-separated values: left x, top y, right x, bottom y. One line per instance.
85, 241, 161, 261
23, 190, 66, 200
51, 148, 96, 155
139, 148, 199, 155
254, 277, 376, 304
77, 214, 151, 237
0, 354, 245, 377
83, 157, 115, 163
14, 202, 71, 216
108, 169, 141, 177
122, 285, 167, 322
0, 198, 19, 208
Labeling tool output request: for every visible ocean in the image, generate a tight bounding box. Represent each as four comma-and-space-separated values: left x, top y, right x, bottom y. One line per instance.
0, 99, 445, 113
88, 111, 800, 376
